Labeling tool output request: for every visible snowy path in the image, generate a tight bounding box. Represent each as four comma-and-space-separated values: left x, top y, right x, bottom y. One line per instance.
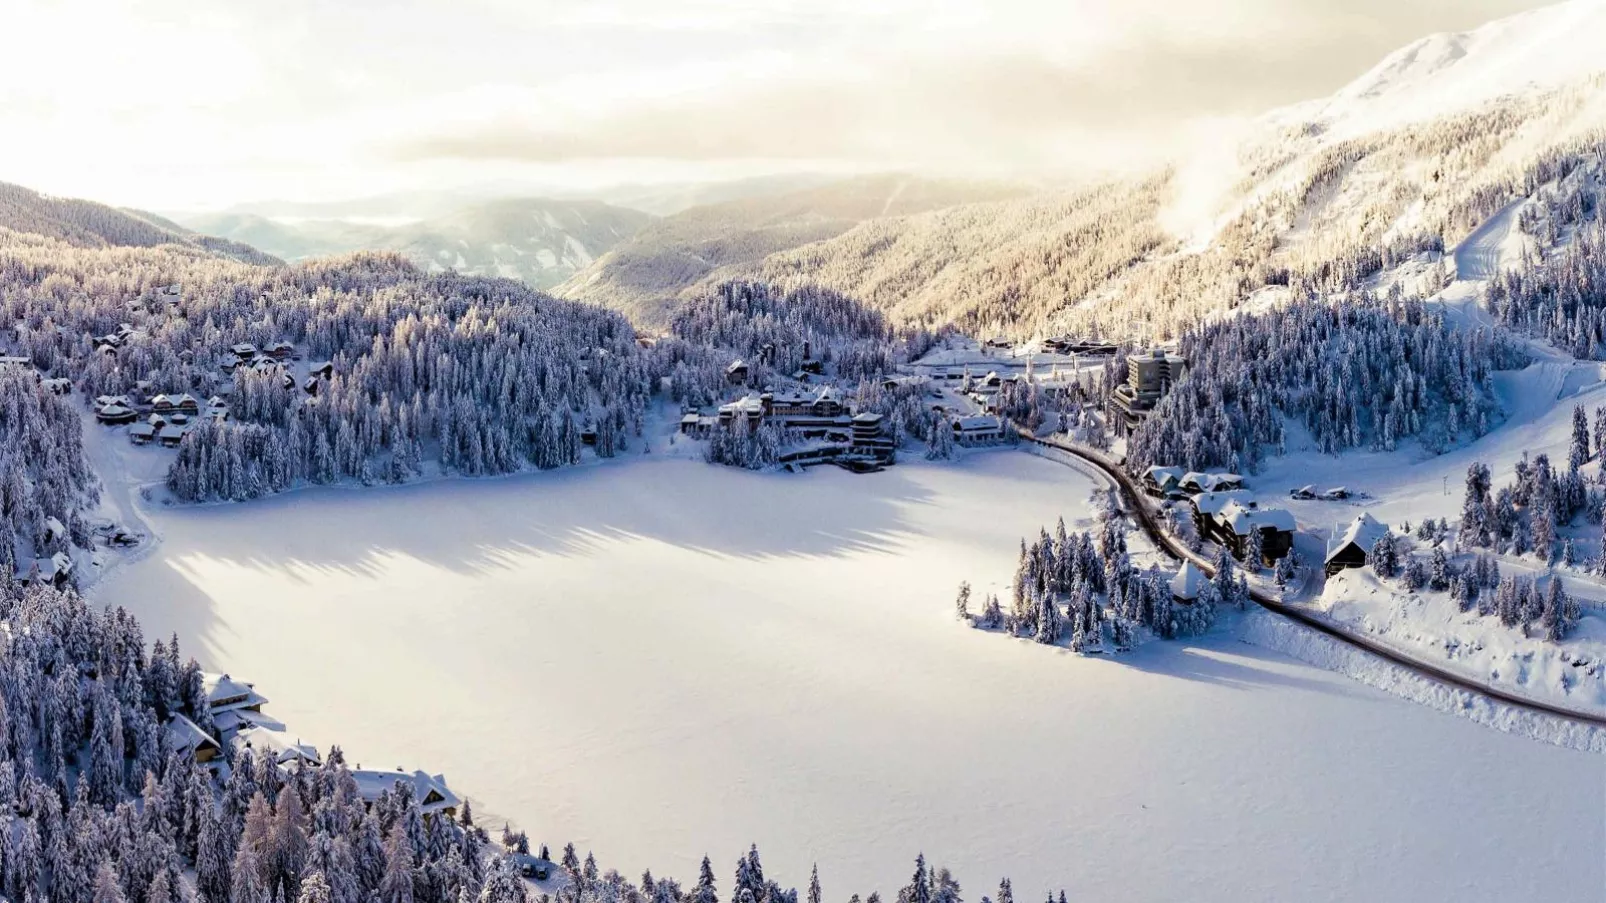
1452, 198, 1523, 280
98, 454, 1604, 902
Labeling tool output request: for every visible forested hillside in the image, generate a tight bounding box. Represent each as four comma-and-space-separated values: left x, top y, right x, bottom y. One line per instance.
0, 219, 733, 503
0, 182, 278, 266
555, 174, 1025, 327
735, 81, 1606, 341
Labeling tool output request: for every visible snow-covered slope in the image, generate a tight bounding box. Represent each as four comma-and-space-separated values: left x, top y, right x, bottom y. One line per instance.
1277, 0, 1606, 140
712, 1, 1606, 340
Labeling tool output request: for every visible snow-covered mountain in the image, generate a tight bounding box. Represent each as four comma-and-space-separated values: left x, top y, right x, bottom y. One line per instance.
182, 198, 655, 290
708, 0, 1606, 340
1277, 0, 1606, 140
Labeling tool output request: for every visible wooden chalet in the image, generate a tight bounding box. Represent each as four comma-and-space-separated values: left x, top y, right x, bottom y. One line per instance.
1325, 513, 1390, 577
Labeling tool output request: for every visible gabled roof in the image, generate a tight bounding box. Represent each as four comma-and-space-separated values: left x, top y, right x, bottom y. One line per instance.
1190, 489, 1254, 517
953, 415, 1002, 431
1144, 465, 1185, 486
202, 673, 269, 711
232, 725, 321, 767
1327, 513, 1390, 563
1181, 471, 1243, 492
1219, 501, 1296, 535
1171, 562, 1207, 600
214, 707, 285, 734
351, 769, 461, 814
165, 714, 220, 753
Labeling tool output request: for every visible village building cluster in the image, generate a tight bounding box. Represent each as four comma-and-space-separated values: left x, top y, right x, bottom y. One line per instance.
1143, 465, 1296, 566
164, 671, 463, 818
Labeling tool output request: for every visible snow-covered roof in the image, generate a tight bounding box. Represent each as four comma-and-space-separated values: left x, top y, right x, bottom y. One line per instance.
1171, 562, 1207, 600
1219, 501, 1296, 536
852, 412, 883, 424
165, 714, 219, 753
214, 707, 285, 735
1327, 513, 1391, 562
202, 672, 269, 711
1191, 489, 1254, 517
1144, 465, 1184, 486
44, 516, 66, 540
130, 423, 156, 438
159, 425, 186, 440
953, 415, 1002, 431
725, 359, 746, 372
1181, 472, 1243, 492
719, 395, 766, 416
351, 769, 461, 814
232, 725, 321, 767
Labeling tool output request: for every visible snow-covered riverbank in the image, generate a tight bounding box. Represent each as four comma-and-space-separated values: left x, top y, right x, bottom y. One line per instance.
97, 452, 1604, 901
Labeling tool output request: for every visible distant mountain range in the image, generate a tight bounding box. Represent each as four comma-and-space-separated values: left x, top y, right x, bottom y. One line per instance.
178, 198, 655, 291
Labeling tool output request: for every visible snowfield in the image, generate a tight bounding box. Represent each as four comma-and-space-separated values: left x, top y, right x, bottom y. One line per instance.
99, 452, 1603, 902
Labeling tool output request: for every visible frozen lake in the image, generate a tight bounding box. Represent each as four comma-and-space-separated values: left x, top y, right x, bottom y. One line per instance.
102, 452, 1604, 901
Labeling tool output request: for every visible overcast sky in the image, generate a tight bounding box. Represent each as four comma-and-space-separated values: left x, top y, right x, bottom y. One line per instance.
0, 0, 1553, 211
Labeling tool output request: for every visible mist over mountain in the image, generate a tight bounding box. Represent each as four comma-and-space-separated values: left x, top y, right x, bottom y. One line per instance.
179, 198, 654, 290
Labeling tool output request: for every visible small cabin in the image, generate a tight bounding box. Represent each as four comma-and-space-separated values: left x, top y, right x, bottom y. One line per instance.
1142, 466, 1185, 498
726, 359, 749, 385
203, 672, 269, 715
130, 423, 156, 445
96, 404, 137, 425
1325, 513, 1390, 577
952, 415, 1006, 446
159, 425, 186, 448
1216, 500, 1296, 564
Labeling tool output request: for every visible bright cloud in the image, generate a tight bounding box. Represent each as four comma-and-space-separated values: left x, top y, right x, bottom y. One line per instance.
0, 0, 1553, 210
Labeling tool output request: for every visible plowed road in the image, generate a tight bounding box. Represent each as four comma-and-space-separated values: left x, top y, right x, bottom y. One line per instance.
1019, 431, 1606, 730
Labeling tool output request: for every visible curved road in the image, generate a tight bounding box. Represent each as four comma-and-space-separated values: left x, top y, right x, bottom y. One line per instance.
1019, 431, 1606, 730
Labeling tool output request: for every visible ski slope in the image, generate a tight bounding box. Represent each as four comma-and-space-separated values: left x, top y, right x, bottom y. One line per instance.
99, 453, 1604, 902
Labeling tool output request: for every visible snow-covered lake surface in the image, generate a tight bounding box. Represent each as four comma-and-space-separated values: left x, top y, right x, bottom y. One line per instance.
102, 453, 1603, 901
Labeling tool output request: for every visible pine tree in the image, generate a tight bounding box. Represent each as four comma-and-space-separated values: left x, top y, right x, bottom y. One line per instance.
954, 582, 971, 622
1570, 405, 1590, 472
297, 873, 334, 903
379, 825, 414, 903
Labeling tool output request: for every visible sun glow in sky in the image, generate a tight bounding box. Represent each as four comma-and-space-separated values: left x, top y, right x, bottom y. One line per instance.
0, 0, 1549, 210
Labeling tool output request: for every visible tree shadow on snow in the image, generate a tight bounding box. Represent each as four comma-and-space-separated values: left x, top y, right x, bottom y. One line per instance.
1117, 635, 1375, 702
133, 457, 939, 580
